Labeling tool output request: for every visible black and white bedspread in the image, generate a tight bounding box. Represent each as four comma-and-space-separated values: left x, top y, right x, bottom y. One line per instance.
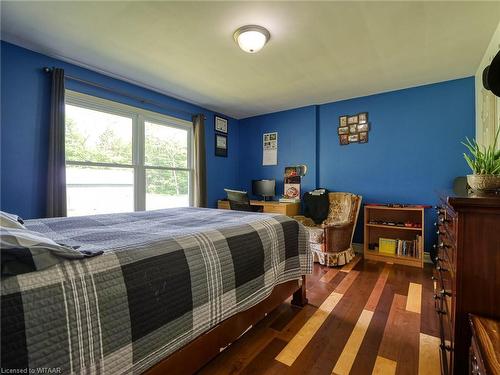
1, 208, 311, 374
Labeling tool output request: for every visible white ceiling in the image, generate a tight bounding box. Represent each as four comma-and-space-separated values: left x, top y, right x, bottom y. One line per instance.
1, 1, 499, 119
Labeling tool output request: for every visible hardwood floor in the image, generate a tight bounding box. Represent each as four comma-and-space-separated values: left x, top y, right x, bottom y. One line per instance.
199, 256, 440, 375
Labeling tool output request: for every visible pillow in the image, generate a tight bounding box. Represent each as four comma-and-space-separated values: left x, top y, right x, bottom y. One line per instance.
1, 227, 103, 277
0, 211, 26, 229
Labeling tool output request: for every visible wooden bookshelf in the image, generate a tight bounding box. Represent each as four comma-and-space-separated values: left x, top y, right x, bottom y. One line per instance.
363, 205, 425, 268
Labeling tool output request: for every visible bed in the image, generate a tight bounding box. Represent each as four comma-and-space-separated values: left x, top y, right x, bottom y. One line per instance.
1, 207, 311, 374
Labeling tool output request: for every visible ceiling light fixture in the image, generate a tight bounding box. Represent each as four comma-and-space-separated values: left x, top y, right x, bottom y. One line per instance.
233, 25, 270, 53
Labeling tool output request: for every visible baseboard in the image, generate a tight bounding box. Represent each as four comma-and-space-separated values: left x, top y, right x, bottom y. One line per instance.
423, 252, 433, 264
352, 242, 363, 254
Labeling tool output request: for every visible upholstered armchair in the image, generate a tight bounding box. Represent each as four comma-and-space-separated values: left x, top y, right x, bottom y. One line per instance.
295, 192, 362, 267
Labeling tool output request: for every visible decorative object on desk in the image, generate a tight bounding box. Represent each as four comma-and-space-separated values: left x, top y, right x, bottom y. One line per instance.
462, 126, 500, 191
338, 112, 370, 145
214, 115, 228, 134
215, 134, 228, 157
263, 132, 278, 166
282, 164, 307, 202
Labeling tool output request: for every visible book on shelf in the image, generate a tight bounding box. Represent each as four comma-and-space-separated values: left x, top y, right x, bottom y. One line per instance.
377, 235, 422, 259
395, 235, 422, 258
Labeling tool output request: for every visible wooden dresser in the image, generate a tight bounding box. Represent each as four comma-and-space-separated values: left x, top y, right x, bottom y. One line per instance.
434, 192, 500, 375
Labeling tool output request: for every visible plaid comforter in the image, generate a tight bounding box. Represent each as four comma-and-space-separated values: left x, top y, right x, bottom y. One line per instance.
1, 208, 311, 374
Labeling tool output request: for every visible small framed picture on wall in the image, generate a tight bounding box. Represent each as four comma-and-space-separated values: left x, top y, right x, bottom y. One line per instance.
349, 124, 357, 134
215, 134, 228, 157
338, 126, 349, 135
214, 115, 228, 134
358, 112, 368, 124
339, 115, 348, 127
347, 115, 358, 125
359, 132, 368, 143
357, 123, 369, 132
348, 134, 359, 143
339, 134, 349, 145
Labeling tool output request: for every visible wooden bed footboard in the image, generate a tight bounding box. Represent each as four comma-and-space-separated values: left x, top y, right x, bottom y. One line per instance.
144, 276, 307, 375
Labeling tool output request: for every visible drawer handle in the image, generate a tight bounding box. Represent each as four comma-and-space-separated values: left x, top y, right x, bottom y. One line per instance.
435, 205, 445, 215
440, 343, 452, 352
436, 230, 445, 236
439, 217, 451, 224
440, 289, 452, 297
436, 266, 448, 273
433, 294, 441, 300
433, 242, 450, 250
436, 308, 447, 315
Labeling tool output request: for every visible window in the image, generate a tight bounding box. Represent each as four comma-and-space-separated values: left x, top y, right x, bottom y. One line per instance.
65, 91, 193, 216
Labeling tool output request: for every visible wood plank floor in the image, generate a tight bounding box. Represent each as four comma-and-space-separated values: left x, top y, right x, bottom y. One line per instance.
198, 257, 440, 375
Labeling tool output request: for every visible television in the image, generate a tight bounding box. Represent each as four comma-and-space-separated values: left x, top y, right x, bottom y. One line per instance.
252, 179, 276, 201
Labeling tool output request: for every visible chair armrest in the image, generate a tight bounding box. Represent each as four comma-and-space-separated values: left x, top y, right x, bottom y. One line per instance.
293, 215, 317, 227
320, 221, 351, 229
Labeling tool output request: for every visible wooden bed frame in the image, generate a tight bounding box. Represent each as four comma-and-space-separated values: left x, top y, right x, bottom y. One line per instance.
144, 275, 308, 375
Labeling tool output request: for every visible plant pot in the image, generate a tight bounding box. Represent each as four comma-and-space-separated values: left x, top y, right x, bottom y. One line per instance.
466, 174, 500, 191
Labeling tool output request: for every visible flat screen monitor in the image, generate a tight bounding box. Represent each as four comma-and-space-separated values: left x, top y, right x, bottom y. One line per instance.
252, 179, 276, 201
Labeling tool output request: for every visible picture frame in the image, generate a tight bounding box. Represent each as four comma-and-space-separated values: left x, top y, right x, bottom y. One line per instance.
358, 112, 368, 124
359, 132, 368, 143
215, 134, 228, 157
349, 124, 358, 134
339, 115, 348, 127
357, 123, 369, 132
338, 126, 349, 135
347, 115, 358, 125
339, 134, 349, 145
214, 115, 228, 134
348, 134, 359, 143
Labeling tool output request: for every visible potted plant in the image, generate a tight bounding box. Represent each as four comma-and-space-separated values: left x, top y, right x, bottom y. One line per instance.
462, 127, 500, 191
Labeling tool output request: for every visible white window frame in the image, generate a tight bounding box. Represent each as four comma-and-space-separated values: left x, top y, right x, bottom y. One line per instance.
65, 90, 194, 212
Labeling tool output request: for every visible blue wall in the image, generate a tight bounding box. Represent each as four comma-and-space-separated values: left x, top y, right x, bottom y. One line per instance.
238, 105, 317, 197
1, 41, 239, 218
239, 78, 475, 250
1, 40, 476, 251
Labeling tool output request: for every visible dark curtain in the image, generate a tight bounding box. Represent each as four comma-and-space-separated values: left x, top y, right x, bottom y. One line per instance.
46, 68, 67, 217
192, 114, 207, 207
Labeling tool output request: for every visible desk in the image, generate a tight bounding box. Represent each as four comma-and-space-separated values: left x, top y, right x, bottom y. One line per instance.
217, 200, 300, 217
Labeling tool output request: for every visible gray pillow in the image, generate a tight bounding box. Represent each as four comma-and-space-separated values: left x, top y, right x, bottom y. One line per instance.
1, 227, 103, 277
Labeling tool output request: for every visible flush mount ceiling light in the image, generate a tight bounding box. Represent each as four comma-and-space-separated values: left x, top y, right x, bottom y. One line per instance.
233, 25, 271, 53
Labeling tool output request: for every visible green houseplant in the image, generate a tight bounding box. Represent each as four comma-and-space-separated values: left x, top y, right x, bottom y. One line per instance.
462, 127, 500, 191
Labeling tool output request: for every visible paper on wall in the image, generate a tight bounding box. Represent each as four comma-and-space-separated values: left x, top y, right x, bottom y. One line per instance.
263, 132, 278, 166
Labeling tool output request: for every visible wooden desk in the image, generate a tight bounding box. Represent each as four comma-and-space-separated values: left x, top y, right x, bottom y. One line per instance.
217, 200, 300, 217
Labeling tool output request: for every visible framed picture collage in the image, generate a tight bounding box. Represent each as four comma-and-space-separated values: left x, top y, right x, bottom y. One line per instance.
338, 112, 370, 145
214, 115, 228, 157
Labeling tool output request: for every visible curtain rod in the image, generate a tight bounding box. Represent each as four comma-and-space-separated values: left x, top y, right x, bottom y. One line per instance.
43, 67, 204, 119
